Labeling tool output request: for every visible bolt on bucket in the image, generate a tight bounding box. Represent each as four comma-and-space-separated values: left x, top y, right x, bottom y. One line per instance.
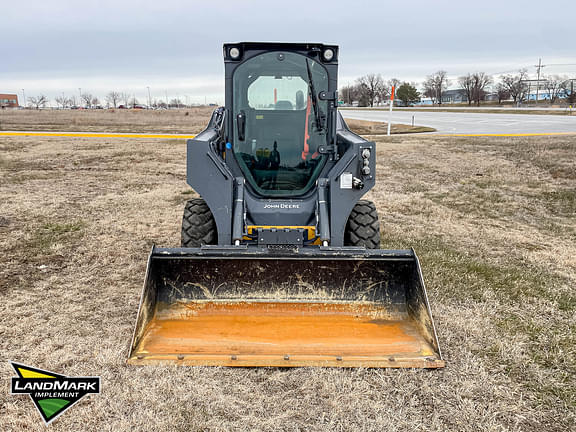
128, 247, 444, 368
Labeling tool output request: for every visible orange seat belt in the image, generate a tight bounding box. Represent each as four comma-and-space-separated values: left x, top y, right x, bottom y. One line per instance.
301, 93, 312, 160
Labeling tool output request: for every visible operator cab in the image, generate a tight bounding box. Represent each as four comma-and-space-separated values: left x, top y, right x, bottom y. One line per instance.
227, 45, 336, 197
186, 42, 378, 247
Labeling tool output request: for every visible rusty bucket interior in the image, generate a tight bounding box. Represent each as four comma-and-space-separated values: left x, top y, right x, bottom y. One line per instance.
128, 247, 444, 368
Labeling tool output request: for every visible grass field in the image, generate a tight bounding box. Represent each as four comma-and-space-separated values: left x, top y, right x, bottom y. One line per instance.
0, 108, 434, 135
0, 108, 213, 133
342, 118, 435, 134
0, 111, 575, 431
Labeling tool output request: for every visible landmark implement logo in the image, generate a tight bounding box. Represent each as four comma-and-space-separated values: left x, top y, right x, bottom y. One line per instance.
10, 362, 100, 425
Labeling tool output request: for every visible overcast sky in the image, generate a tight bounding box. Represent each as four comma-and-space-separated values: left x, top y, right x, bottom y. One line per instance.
2, 0, 575, 105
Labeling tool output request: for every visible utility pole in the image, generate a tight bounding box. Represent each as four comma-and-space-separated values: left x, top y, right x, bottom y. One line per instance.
78, 88, 82, 107
22, 89, 26, 108
147, 86, 151, 108
165, 90, 169, 109
570, 80, 574, 114
348, 81, 351, 105
534, 58, 546, 104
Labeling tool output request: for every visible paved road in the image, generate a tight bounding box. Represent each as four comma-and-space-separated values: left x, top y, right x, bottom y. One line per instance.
341, 110, 576, 134
369, 106, 573, 111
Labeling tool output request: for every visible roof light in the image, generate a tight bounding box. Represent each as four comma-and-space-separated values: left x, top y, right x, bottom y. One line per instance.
323, 48, 334, 61
229, 47, 241, 59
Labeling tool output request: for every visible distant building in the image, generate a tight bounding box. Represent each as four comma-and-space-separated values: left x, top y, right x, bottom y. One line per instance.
442, 89, 468, 104
416, 89, 470, 105
483, 92, 502, 102
0, 93, 19, 108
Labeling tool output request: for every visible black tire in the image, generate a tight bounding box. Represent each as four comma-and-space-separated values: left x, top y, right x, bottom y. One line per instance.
181, 198, 217, 247
344, 200, 381, 249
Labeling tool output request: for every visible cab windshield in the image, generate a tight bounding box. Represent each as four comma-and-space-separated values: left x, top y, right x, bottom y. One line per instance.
232, 51, 329, 197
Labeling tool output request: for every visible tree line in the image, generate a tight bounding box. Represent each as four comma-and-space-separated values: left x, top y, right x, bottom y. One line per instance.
20, 91, 191, 110
340, 70, 575, 107
18, 73, 576, 110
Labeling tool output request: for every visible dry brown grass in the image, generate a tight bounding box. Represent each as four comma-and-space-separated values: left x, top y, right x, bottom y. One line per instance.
0, 120, 575, 430
344, 118, 435, 134
0, 108, 214, 133
0, 109, 433, 135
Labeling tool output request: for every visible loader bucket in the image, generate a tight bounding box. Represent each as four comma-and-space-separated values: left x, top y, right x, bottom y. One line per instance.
128, 247, 444, 368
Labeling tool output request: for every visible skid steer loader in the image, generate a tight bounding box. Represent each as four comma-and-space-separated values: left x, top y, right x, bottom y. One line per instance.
128, 42, 444, 367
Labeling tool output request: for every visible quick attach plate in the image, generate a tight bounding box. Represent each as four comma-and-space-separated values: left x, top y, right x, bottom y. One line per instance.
257, 228, 305, 247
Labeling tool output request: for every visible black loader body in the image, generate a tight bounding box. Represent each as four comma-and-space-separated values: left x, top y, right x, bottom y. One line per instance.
128, 42, 444, 368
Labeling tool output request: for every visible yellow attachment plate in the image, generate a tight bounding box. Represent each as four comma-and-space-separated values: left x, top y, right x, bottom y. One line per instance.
244, 225, 320, 244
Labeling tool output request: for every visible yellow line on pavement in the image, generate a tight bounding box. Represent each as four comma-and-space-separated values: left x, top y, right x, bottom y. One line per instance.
0, 131, 196, 139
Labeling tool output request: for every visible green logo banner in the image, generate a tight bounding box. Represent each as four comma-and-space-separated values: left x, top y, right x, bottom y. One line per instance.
10, 362, 100, 425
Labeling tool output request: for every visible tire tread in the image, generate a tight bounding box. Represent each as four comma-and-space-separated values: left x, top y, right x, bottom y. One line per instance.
344, 200, 380, 249
181, 198, 217, 247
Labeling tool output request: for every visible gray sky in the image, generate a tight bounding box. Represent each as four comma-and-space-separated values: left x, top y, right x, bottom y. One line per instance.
2, 0, 575, 105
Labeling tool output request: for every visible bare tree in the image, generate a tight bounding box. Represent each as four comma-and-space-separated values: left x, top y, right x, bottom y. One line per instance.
471, 72, 492, 106
120, 93, 131, 107
422, 82, 437, 104
566, 80, 576, 105
495, 82, 510, 105
106, 91, 121, 108
28, 95, 48, 109
501, 69, 529, 104
81, 93, 93, 108
340, 84, 361, 105
376, 84, 390, 105
55, 95, 71, 109
388, 78, 401, 90
129, 96, 139, 108
91, 97, 100, 108
543, 75, 568, 104
356, 74, 385, 107
423, 71, 449, 105
458, 74, 474, 105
